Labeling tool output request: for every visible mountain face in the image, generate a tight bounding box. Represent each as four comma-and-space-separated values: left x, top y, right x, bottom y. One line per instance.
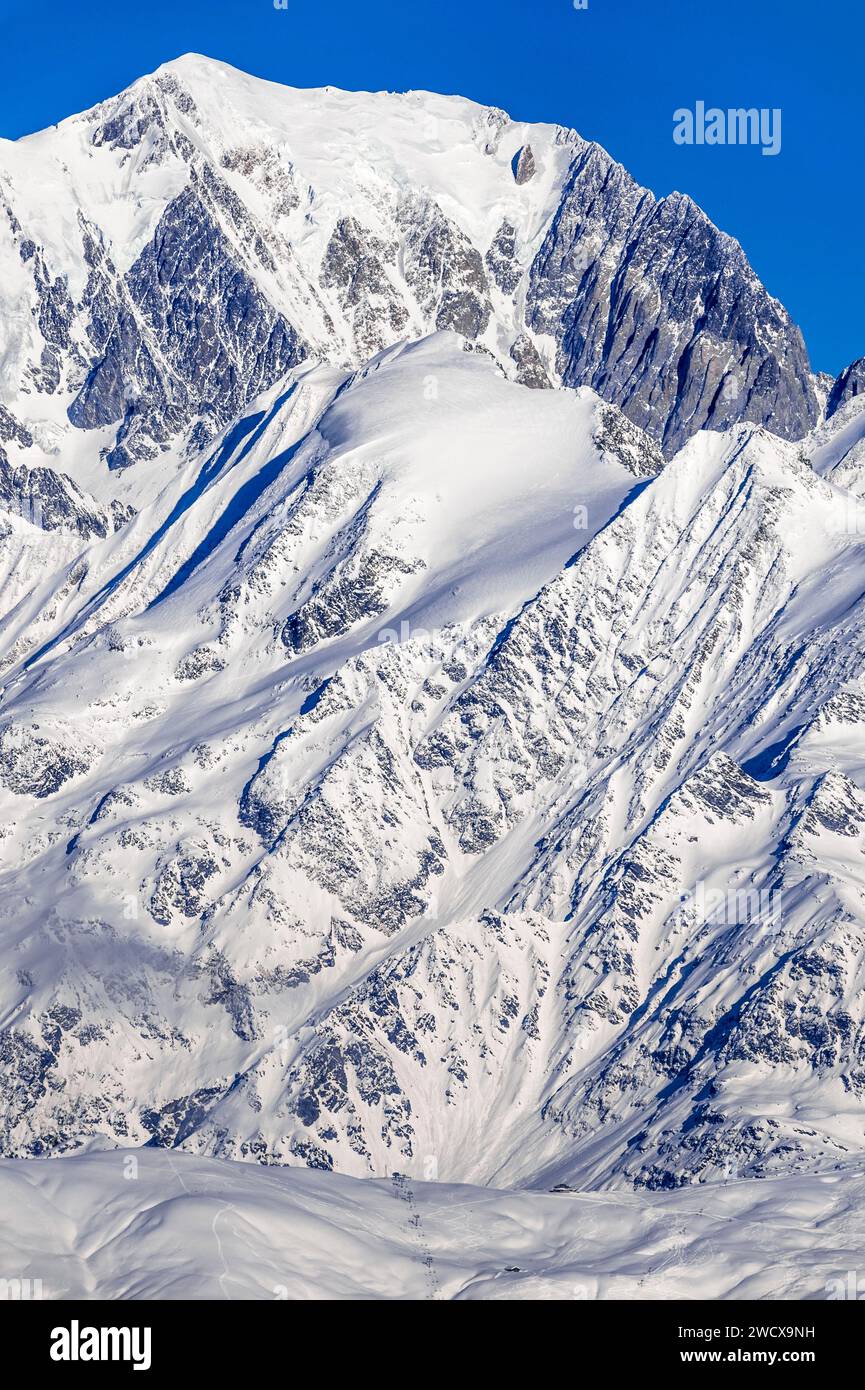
0, 53, 827, 483
1, 57, 865, 1200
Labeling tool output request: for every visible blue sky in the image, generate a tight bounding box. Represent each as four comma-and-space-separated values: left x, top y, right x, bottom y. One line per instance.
0, 0, 859, 375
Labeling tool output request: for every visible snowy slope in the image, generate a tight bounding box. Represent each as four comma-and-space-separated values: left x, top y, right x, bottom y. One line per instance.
2, 331, 865, 1197
1, 1148, 863, 1300
0, 334, 663, 1176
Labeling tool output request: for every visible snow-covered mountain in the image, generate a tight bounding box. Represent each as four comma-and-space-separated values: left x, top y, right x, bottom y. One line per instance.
1, 56, 865, 1224
0, 50, 828, 491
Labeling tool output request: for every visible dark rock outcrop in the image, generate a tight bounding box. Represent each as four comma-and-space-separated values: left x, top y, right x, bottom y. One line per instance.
528, 148, 819, 456
69, 173, 306, 469
827, 357, 865, 419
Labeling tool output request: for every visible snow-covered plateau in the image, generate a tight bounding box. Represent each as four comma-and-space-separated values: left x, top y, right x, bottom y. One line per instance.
1, 54, 865, 1299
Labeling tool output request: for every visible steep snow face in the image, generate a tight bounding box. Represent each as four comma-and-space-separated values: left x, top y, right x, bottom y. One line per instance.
0, 336, 661, 1174
1, 1147, 864, 1300
0, 52, 820, 486
1, 324, 865, 1194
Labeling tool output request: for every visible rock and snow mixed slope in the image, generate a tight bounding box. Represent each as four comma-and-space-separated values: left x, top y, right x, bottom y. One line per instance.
1, 329, 865, 1198
2, 57, 865, 1296
0, 334, 659, 1170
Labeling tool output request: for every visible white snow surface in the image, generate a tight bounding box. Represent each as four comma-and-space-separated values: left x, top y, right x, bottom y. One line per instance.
2, 54, 567, 283
2, 336, 865, 1199
1, 1148, 863, 1301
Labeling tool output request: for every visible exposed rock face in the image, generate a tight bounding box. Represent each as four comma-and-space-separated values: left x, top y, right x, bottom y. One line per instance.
827, 357, 865, 419
0, 448, 133, 537
485, 220, 522, 295
591, 402, 665, 477
509, 334, 551, 389
400, 196, 492, 340
91, 68, 202, 161
0, 406, 33, 449
0, 722, 93, 798
527, 159, 818, 455
320, 217, 408, 357
69, 175, 306, 469
512, 144, 536, 184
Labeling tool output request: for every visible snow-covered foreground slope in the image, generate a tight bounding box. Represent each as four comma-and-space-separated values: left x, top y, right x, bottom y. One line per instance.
1, 1148, 863, 1300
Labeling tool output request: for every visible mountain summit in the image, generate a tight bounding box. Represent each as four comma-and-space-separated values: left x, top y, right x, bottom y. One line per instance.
0, 52, 829, 488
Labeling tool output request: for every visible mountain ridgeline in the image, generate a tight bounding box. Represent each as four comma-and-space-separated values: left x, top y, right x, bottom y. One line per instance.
0, 55, 840, 475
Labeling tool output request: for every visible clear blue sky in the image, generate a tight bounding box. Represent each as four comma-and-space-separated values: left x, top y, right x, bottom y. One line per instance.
1, 0, 859, 376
